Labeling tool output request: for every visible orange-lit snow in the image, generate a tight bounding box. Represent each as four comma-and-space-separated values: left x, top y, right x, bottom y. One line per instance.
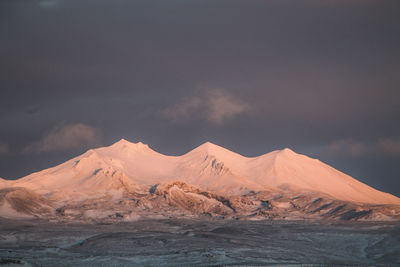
6, 139, 399, 205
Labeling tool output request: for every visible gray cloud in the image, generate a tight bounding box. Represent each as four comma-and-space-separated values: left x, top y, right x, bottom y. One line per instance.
39, 0, 59, 8
325, 138, 400, 157
377, 139, 400, 156
205, 89, 249, 124
0, 143, 9, 156
325, 139, 369, 157
162, 89, 249, 125
23, 123, 101, 154
161, 96, 202, 122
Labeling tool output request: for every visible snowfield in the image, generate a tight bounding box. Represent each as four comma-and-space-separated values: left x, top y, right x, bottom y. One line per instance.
0, 139, 399, 222
7, 139, 400, 204
1, 140, 399, 265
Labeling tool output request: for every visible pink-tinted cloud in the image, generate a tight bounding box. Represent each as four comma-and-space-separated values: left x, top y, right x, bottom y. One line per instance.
377, 138, 400, 156
205, 89, 249, 124
23, 123, 101, 153
162, 88, 249, 125
326, 138, 400, 157
0, 142, 9, 155
325, 139, 369, 157
161, 96, 202, 122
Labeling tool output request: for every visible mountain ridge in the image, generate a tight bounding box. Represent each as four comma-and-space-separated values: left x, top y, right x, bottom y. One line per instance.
1, 139, 399, 221
9, 139, 400, 204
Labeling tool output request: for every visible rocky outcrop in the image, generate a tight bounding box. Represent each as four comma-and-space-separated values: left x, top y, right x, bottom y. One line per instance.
3, 181, 396, 222
1, 140, 399, 222
0, 187, 54, 218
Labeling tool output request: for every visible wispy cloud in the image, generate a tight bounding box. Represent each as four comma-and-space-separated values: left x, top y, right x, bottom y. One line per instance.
325, 139, 368, 157
162, 96, 202, 122
39, 0, 59, 8
205, 89, 249, 124
23, 123, 101, 154
377, 138, 400, 156
325, 138, 400, 157
162, 88, 249, 125
0, 142, 9, 156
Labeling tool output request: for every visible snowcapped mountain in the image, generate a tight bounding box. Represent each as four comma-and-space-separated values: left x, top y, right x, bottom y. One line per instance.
1, 139, 399, 221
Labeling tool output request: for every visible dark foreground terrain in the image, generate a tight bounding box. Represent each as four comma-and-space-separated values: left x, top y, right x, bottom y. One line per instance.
0, 218, 399, 266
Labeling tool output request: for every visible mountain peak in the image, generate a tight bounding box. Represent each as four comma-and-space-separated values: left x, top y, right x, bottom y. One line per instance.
199, 141, 220, 150
106, 139, 151, 154
113, 139, 148, 148
189, 142, 237, 157
278, 147, 297, 156
7, 140, 400, 206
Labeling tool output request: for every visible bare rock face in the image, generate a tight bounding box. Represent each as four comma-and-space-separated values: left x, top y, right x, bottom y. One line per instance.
0, 139, 399, 222
0, 187, 54, 218
0, 181, 398, 222
162, 183, 232, 216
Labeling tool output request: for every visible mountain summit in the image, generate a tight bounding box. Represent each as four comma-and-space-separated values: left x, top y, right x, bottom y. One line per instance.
1, 139, 399, 221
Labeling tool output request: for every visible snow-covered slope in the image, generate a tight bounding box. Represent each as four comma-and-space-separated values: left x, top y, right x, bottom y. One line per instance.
6, 139, 400, 205
0, 177, 10, 187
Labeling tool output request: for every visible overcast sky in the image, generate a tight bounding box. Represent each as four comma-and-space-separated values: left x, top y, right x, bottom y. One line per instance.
1, 0, 400, 197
